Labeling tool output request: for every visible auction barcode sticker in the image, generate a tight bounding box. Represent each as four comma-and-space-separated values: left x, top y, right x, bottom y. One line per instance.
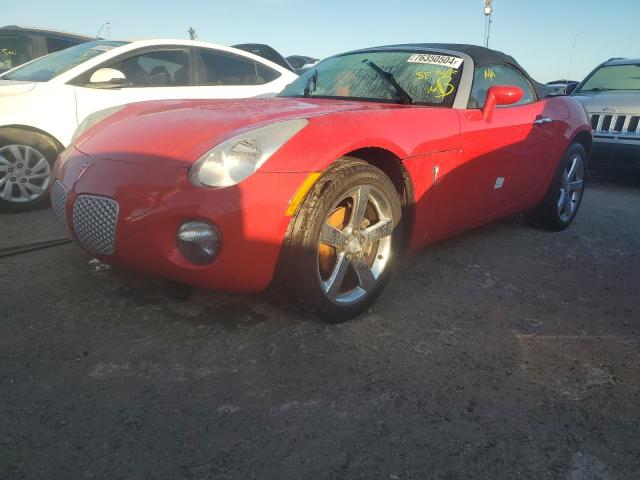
407, 54, 463, 69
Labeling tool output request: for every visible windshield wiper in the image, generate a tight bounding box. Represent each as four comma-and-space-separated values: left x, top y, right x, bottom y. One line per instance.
362, 59, 413, 105
303, 70, 318, 97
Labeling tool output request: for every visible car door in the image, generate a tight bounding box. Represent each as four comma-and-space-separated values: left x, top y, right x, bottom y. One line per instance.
72, 46, 195, 123
456, 64, 556, 225
192, 47, 286, 98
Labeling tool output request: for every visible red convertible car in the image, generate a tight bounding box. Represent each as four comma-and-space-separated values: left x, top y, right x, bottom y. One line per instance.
51, 44, 592, 321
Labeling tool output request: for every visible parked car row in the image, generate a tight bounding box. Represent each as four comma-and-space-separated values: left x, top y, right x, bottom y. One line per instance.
0, 38, 298, 211
3, 25, 635, 319
45, 43, 592, 320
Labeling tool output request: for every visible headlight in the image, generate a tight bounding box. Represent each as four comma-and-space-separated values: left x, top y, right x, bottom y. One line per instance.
70, 105, 126, 144
188, 119, 309, 188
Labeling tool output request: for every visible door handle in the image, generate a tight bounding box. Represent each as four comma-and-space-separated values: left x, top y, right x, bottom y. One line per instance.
534, 116, 552, 125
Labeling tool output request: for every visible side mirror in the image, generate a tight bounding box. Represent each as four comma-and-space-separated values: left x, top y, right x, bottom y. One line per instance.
482, 85, 524, 122
89, 68, 126, 87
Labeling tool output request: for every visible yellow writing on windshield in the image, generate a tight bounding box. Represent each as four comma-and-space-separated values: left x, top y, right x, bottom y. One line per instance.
484, 68, 496, 80
426, 68, 457, 99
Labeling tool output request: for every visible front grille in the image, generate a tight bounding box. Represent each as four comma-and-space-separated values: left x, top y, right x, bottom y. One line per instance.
590, 113, 640, 136
72, 195, 119, 256
50, 180, 68, 232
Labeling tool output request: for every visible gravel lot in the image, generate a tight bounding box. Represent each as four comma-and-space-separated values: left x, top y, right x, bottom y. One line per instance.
1, 173, 639, 480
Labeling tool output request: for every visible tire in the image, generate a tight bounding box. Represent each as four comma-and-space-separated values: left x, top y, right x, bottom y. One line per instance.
278, 157, 402, 322
524, 143, 587, 231
0, 128, 62, 213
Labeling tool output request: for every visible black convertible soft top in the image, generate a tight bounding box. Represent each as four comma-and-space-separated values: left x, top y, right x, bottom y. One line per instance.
355, 43, 549, 99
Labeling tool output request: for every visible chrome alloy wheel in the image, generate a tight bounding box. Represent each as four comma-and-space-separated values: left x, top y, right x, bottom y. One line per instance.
557, 153, 584, 223
317, 184, 394, 306
0, 144, 51, 203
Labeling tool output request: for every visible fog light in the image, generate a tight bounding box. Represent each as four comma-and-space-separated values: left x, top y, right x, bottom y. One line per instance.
177, 221, 220, 265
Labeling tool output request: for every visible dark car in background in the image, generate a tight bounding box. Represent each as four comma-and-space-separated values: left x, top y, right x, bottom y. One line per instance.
286, 55, 319, 74
546, 79, 579, 96
572, 58, 640, 169
0, 25, 94, 73
232, 43, 296, 73
230, 46, 319, 75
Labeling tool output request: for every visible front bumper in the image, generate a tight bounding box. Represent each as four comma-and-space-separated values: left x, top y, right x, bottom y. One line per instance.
591, 138, 640, 169
53, 147, 310, 292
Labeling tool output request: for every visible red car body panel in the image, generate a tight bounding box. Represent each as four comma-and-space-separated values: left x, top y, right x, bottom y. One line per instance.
54, 95, 590, 293
56, 149, 309, 292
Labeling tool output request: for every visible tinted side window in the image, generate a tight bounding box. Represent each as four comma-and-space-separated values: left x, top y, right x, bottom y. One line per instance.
468, 64, 536, 108
45, 37, 80, 53
0, 35, 32, 71
199, 49, 280, 86
257, 63, 280, 83
108, 49, 190, 87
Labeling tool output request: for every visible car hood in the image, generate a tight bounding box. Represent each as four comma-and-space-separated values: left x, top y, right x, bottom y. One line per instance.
75, 97, 403, 165
0, 79, 38, 96
573, 90, 640, 113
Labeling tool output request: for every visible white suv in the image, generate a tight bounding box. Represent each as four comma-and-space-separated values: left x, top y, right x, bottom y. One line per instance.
0, 39, 297, 211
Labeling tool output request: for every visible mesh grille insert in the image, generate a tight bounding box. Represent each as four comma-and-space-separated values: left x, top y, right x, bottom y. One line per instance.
72, 195, 119, 256
50, 180, 69, 232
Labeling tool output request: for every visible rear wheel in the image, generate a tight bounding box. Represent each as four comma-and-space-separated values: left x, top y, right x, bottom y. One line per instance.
279, 158, 402, 322
0, 129, 61, 213
525, 143, 586, 231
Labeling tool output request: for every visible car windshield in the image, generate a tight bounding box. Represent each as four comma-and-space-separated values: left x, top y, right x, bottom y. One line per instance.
2, 40, 127, 82
279, 50, 464, 106
0, 34, 32, 72
576, 64, 640, 93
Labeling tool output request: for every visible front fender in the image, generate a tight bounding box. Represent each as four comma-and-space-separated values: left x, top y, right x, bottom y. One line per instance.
0, 84, 77, 147
260, 107, 461, 173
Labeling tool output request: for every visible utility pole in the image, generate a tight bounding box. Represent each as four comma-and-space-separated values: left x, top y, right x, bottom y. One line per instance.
566, 34, 577, 82
188, 27, 198, 40
484, 0, 494, 48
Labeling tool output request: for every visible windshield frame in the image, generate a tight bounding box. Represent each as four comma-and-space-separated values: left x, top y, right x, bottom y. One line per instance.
279, 48, 471, 108
574, 63, 640, 94
1, 40, 128, 82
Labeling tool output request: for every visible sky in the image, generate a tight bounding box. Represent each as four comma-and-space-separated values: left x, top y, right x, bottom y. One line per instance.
4, 0, 640, 82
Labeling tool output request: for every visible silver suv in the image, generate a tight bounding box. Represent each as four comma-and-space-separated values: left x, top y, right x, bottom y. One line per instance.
571, 58, 640, 169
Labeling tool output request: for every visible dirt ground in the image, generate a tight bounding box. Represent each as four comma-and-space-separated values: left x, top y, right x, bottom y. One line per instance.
1, 172, 639, 480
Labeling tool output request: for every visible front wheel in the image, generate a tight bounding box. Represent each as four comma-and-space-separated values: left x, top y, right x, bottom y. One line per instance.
0, 129, 61, 213
524, 143, 587, 231
278, 158, 402, 322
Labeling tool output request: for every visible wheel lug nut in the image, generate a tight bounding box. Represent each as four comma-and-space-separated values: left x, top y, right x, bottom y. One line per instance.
8, 168, 13, 173
17, 163, 23, 168
20, 178, 27, 183
10, 177, 16, 182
